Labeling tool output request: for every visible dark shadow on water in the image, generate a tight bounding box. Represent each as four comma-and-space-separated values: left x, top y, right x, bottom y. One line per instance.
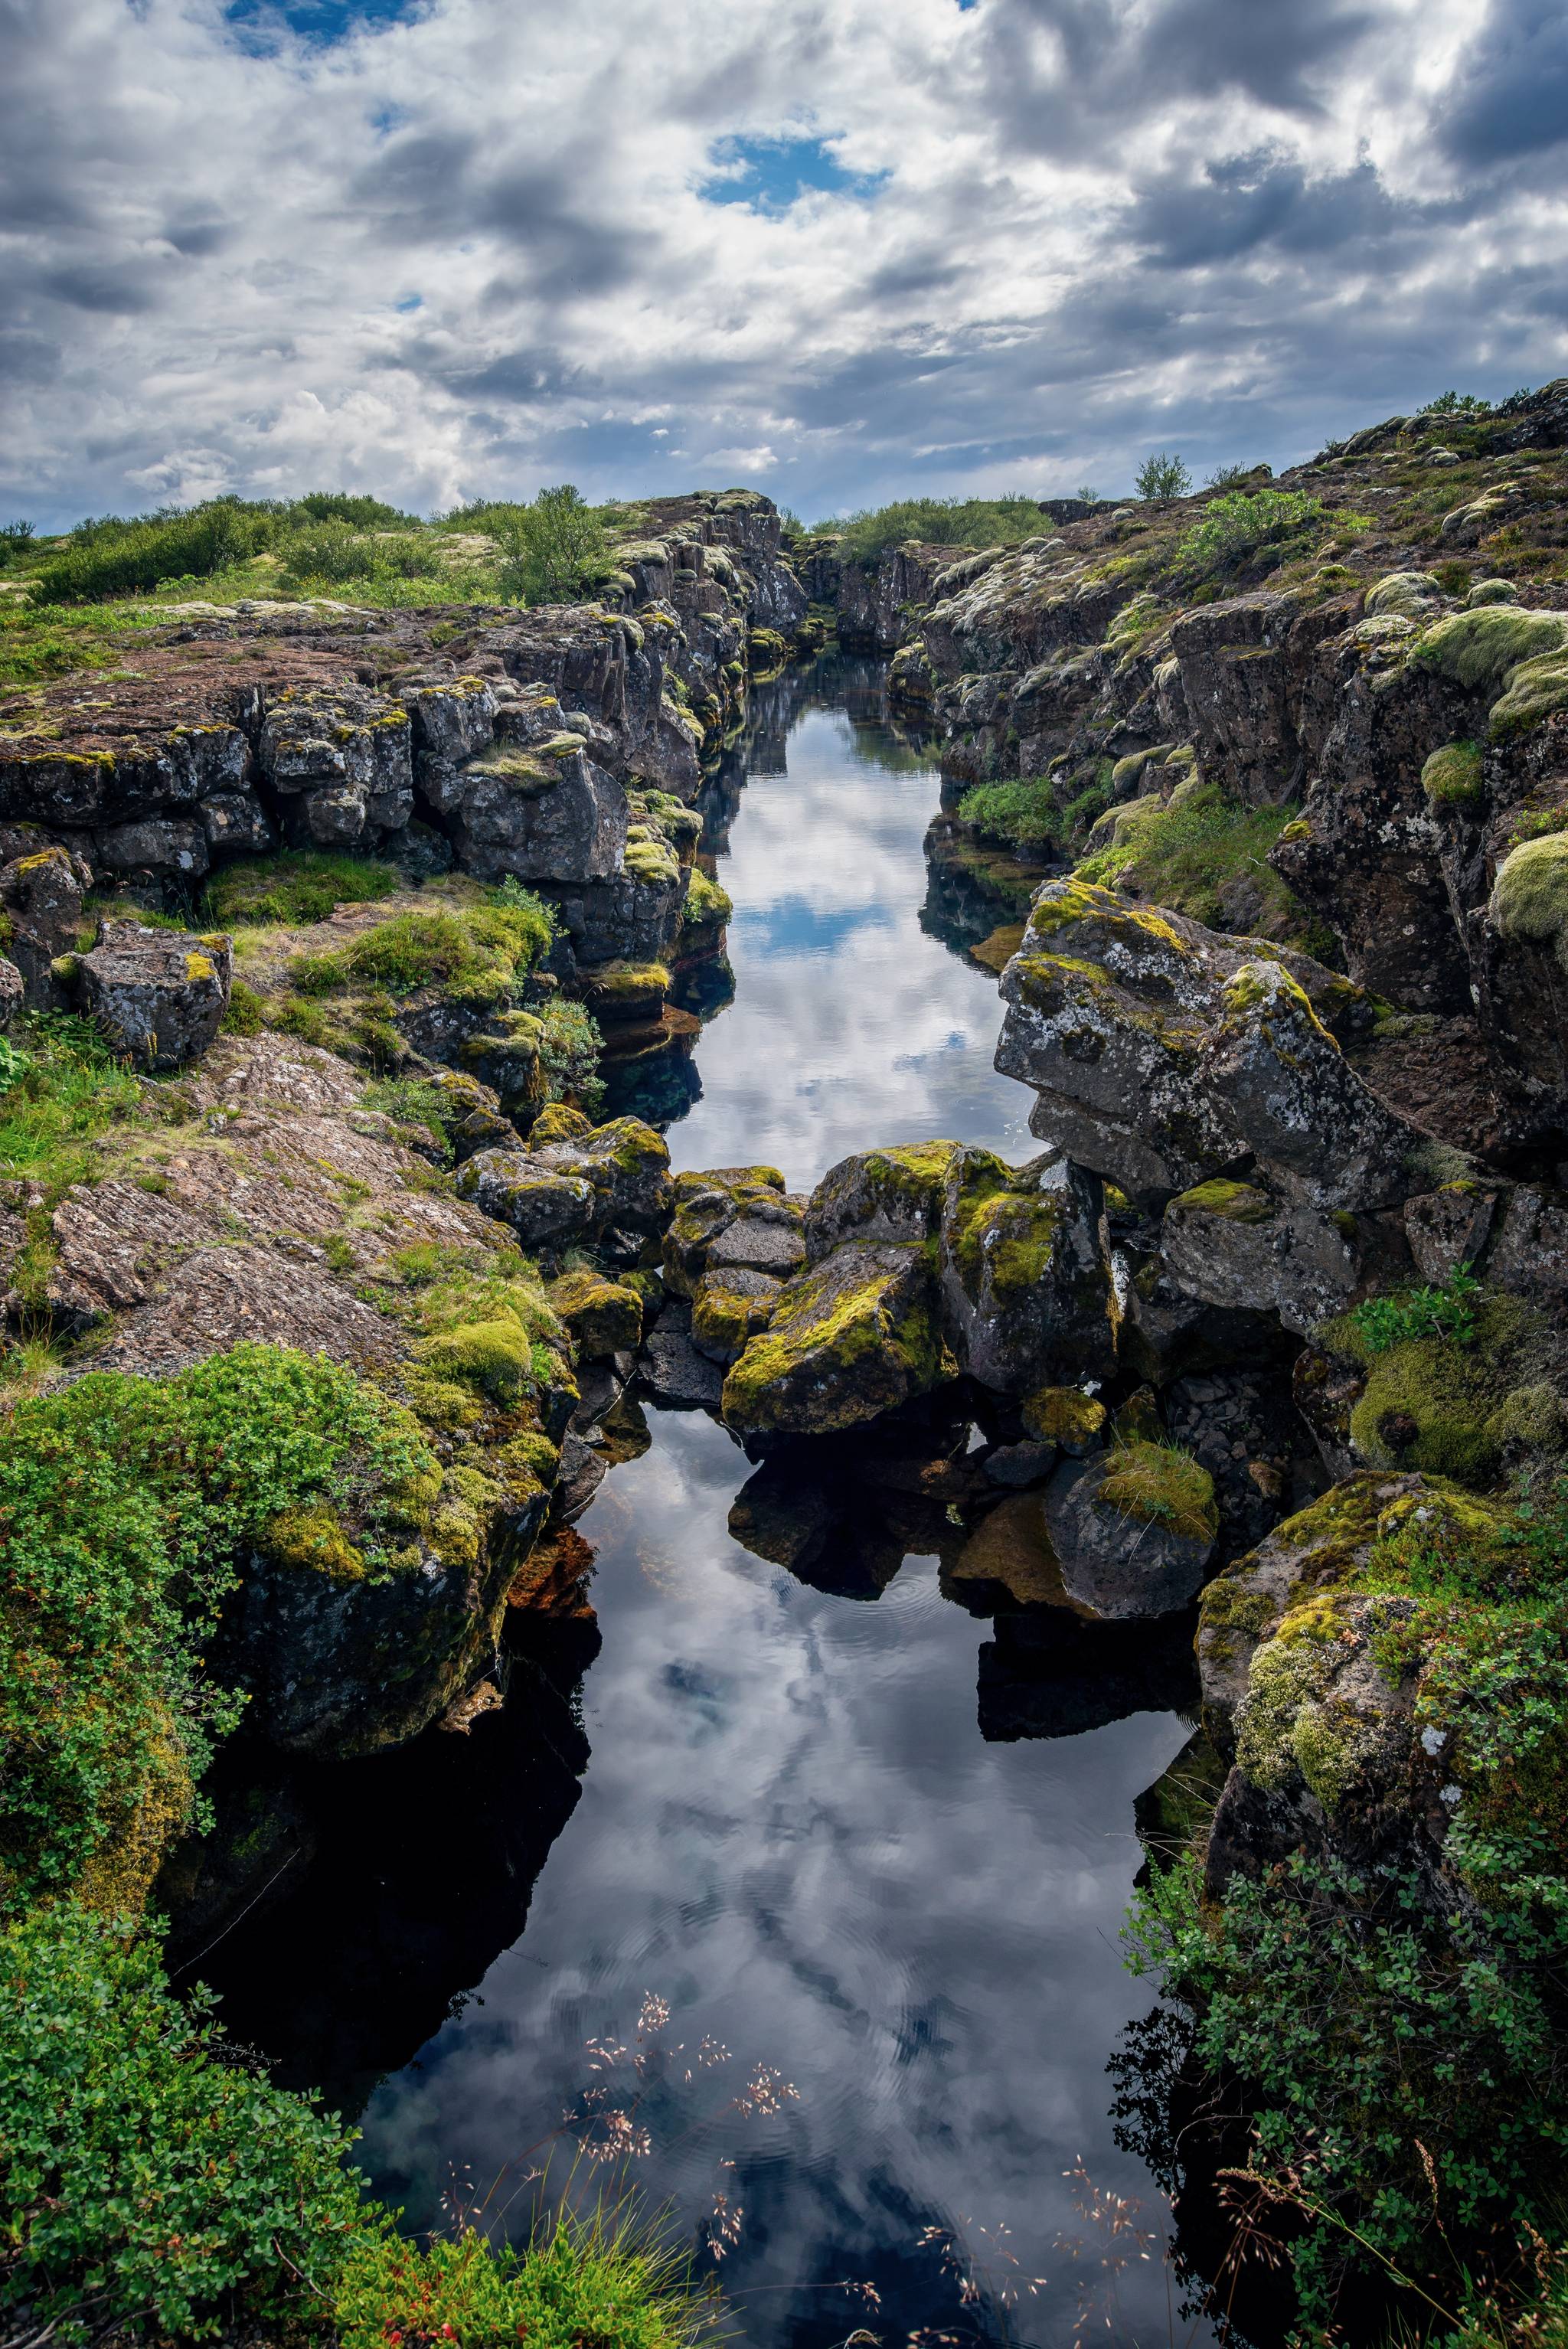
175, 1635, 593, 2119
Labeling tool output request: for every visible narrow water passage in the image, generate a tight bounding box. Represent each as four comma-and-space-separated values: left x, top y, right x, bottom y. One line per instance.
212, 659, 1210, 2347
623, 656, 1036, 1180
356, 661, 1204, 2344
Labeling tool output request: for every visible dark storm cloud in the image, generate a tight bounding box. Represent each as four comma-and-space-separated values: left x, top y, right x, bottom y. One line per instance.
1125, 152, 1403, 268
1439, 0, 1568, 165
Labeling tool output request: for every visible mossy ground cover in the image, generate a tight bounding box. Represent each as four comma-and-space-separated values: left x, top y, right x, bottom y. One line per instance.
1129, 1475, 1568, 2329
1073, 779, 1321, 943
0, 1898, 715, 2349
0, 1344, 439, 1907
1325, 1276, 1561, 1487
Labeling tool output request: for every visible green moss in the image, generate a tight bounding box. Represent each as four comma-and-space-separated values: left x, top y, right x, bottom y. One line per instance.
1171, 1177, 1277, 1225
1409, 604, 1568, 694
682, 866, 733, 929
1236, 1596, 1383, 1810
1489, 649, 1568, 740
1021, 1384, 1107, 1449
1100, 1438, 1218, 1544
203, 851, 398, 928
1490, 831, 1568, 971
1325, 1292, 1547, 1488
1422, 738, 1486, 809
946, 1152, 1067, 1299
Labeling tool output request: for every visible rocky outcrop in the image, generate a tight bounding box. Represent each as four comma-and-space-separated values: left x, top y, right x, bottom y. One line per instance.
0, 490, 802, 988
1194, 1473, 1501, 1909
717, 1136, 1119, 1436
11, 1030, 580, 1757
995, 880, 1404, 1214
64, 916, 233, 1069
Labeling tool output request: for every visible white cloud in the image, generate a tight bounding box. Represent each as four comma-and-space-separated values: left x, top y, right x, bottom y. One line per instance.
2, 0, 1565, 525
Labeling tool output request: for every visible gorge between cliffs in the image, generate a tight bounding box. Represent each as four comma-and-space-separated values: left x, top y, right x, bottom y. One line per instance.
6, 395, 1568, 2349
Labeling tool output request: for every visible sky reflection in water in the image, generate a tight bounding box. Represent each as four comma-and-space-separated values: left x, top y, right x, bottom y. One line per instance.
355, 666, 1204, 2347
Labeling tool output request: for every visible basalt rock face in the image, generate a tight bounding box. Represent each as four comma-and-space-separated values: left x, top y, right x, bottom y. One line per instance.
812, 385, 1568, 1163
0, 492, 801, 990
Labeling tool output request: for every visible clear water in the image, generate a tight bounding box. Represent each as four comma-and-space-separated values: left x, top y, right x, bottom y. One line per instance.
211, 658, 1209, 2347
665, 660, 1034, 1182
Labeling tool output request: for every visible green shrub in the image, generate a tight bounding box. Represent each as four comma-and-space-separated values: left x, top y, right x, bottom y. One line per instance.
289, 491, 416, 528
1126, 1478, 1568, 2323
1135, 452, 1192, 499
0, 1344, 439, 1903
30, 501, 276, 604
956, 771, 1107, 853
1178, 488, 1341, 573
1422, 390, 1491, 417
1351, 1264, 1481, 1352
488, 485, 612, 606
814, 493, 1046, 569
538, 996, 604, 1112
0, 1899, 368, 2344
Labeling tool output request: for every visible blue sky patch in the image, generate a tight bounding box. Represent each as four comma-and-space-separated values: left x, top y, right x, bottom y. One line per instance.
702, 135, 887, 213
224, 0, 421, 47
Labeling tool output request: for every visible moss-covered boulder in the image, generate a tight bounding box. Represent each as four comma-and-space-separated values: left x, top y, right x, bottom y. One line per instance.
720, 1241, 951, 1437
804, 1140, 961, 1262
456, 1149, 598, 1251
690, 1266, 781, 1364
547, 1268, 643, 1360
937, 1147, 1117, 1391
578, 961, 671, 1024
1020, 1384, 1106, 1452
1298, 1286, 1565, 1489
1044, 1439, 1218, 1619
1194, 1472, 1517, 1903
528, 1116, 674, 1235
1196, 960, 1410, 1212
995, 881, 1389, 1210
662, 1163, 796, 1295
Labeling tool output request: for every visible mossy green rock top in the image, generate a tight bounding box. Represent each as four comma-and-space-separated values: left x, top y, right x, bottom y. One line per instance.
547, 1268, 643, 1360
803, 1139, 962, 1262
720, 1240, 950, 1437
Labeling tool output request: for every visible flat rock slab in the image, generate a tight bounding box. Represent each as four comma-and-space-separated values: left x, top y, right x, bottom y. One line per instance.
707, 1215, 808, 1276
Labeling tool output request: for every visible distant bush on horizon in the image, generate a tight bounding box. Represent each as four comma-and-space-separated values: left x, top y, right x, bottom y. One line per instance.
810, 493, 1048, 567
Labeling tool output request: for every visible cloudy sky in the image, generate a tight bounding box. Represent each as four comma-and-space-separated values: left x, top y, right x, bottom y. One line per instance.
4, 0, 1566, 528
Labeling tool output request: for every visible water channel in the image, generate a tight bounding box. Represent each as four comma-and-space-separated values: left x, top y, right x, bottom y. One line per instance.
205, 658, 1216, 2347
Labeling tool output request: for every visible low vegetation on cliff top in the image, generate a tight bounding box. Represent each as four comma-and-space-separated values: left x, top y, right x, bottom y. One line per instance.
1129, 1475, 1568, 2328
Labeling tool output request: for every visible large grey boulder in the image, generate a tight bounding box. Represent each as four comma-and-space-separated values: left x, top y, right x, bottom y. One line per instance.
70, 919, 233, 1069
721, 1240, 949, 1438
1045, 1446, 1218, 1619
995, 880, 1406, 1212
